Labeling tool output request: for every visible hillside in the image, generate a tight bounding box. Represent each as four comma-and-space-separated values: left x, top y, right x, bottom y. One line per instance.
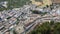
0, 0, 30, 11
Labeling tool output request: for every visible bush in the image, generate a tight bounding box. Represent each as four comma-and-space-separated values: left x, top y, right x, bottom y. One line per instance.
32, 10, 47, 15
7, 17, 11, 19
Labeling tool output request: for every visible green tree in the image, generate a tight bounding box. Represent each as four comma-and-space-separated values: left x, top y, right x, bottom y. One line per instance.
30, 21, 60, 34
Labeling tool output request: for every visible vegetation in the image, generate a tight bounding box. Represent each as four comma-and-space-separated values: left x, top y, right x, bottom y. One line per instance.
35, 0, 43, 2
8, 0, 30, 7
13, 30, 17, 34
16, 18, 20, 25
32, 10, 47, 15
7, 17, 11, 19
30, 21, 60, 34
0, 0, 31, 11
10, 28, 17, 34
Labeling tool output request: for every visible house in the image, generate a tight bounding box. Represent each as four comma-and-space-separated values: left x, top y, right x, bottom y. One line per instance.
8, 17, 17, 25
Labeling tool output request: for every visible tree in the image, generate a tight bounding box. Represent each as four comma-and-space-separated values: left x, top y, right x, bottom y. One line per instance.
32, 10, 47, 16
30, 21, 60, 34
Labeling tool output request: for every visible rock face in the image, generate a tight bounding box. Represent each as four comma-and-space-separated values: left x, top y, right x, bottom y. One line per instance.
30, 0, 43, 6
30, 0, 52, 7
43, 0, 52, 6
